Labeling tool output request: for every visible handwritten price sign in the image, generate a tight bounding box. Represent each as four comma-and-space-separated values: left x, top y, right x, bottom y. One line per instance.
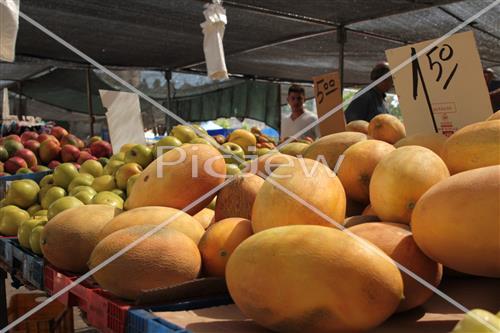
386, 31, 492, 136
313, 71, 346, 135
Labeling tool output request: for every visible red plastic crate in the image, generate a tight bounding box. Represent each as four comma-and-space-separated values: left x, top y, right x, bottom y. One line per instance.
87, 290, 130, 333
44, 265, 131, 333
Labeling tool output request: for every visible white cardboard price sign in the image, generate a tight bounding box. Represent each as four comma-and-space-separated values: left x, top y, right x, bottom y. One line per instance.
99, 90, 146, 153
386, 31, 493, 137
312, 71, 346, 136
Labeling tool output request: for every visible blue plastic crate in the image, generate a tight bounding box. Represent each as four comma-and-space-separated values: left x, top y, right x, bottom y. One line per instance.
127, 310, 189, 333
126, 295, 233, 333
0, 170, 53, 200
0, 237, 14, 265
4, 239, 44, 289
207, 128, 234, 138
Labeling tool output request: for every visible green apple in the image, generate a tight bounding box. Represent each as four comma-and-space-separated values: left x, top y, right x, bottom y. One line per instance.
191, 124, 208, 137
30, 225, 45, 255
89, 136, 102, 144
220, 142, 245, 164
98, 157, 109, 167
73, 190, 96, 204
115, 163, 142, 190
124, 144, 153, 168
53, 163, 79, 189
91, 191, 124, 209
170, 125, 197, 143
91, 175, 116, 192
27, 204, 43, 216
47, 196, 83, 220
38, 185, 54, 203
104, 160, 125, 176
16, 168, 33, 174
68, 173, 94, 192
226, 164, 241, 176
119, 143, 136, 154
189, 138, 210, 145
0, 146, 9, 162
228, 129, 257, 154
256, 148, 271, 156
18, 216, 47, 250
39, 174, 55, 188
126, 174, 140, 196
452, 309, 500, 333
153, 136, 183, 158
207, 196, 216, 210
34, 210, 48, 217
5, 180, 40, 209
80, 159, 104, 177
279, 142, 309, 157
110, 152, 126, 162
69, 185, 97, 197
41, 186, 67, 209
0, 205, 30, 236
111, 189, 125, 200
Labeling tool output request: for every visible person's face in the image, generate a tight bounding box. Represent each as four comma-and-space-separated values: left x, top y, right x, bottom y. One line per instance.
484, 72, 493, 84
287, 92, 305, 111
377, 76, 393, 93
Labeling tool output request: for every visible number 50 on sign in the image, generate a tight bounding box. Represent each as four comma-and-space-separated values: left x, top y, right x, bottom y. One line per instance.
386, 31, 493, 137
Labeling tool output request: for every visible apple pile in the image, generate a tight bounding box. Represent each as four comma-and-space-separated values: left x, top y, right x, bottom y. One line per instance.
0, 126, 113, 176
0, 142, 154, 248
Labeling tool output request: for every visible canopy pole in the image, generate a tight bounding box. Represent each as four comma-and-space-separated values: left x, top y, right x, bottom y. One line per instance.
337, 25, 347, 97
85, 66, 95, 137
165, 70, 172, 134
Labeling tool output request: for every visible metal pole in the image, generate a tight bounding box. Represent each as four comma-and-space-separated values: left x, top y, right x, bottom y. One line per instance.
0, 269, 7, 329
337, 25, 347, 97
85, 67, 95, 137
165, 71, 172, 134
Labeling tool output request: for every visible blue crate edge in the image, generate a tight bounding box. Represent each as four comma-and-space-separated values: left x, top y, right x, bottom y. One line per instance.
127, 310, 189, 333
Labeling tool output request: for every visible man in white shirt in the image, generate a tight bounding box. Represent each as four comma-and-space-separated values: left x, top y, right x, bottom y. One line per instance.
281, 85, 321, 140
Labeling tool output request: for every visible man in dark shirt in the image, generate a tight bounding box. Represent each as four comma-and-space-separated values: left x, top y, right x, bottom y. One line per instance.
345, 62, 393, 123
484, 68, 500, 112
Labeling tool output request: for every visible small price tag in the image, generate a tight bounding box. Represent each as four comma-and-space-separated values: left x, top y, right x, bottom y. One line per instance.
313, 71, 346, 136
386, 31, 493, 136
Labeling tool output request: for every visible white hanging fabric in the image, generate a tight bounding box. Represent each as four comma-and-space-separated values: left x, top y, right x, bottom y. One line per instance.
2, 88, 10, 118
0, 0, 20, 62
200, 0, 229, 80
99, 90, 146, 153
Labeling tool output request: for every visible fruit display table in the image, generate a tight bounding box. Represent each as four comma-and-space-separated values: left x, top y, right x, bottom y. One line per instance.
130, 277, 499, 333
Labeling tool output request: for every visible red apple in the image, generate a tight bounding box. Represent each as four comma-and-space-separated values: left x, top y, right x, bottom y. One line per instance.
14, 149, 37, 168
48, 160, 61, 169
90, 140, 112, 158
21, 131, 39, 144
50, 126, 69, 140
77, 151, 97, 165
6, 134, 21, 142
60, 145, 81, 163
37, 134, 58, 143
39, 140, 61, 163
76, 138, 85, 150
60, 134, 79, 147
23, 140, 40, 155
5, 156, 28, 174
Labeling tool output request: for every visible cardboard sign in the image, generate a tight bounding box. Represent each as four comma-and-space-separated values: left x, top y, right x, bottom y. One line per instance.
386, 31, 493, 136
99, 90, 146, 153
312, 71, 346, 136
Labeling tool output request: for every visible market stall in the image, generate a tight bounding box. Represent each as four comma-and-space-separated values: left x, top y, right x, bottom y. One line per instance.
1, 1, 499, 333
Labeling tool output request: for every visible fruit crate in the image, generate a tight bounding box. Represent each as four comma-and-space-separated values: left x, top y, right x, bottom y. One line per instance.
2, 239, 45, 290
0, 170, 52, 200
44, 265, 131, 333
8, 292, 74, 333
126, 296, 233, 333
